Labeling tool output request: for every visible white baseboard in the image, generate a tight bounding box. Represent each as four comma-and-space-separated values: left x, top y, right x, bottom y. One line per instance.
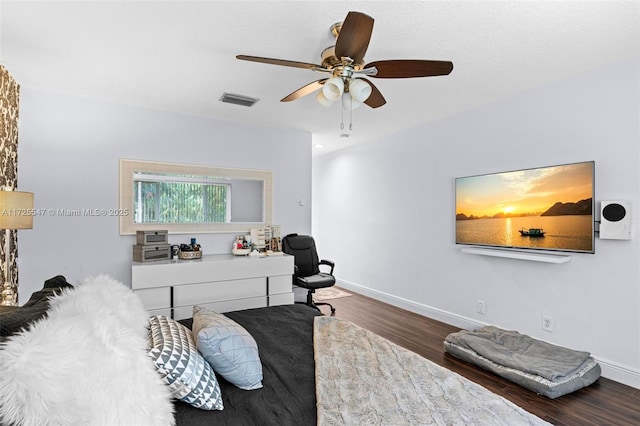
596, 358, 640, 389
337, 279, 487, 330
337, 279, 640, 390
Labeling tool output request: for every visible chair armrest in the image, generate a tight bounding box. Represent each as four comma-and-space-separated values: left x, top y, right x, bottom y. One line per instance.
319, 259, 335, 275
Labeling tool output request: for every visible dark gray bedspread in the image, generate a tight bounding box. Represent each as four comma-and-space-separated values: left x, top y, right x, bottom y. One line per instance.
175, 304, 322, 426
0, 275, 73, 338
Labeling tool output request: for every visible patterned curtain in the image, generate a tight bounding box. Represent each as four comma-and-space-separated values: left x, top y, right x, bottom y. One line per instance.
0, 64, 21, 305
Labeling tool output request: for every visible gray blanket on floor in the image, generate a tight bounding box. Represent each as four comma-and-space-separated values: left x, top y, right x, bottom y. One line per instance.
445, 326, 590, 381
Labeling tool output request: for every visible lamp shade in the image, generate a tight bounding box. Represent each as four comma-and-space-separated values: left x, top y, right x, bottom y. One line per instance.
342, 95, 362, 110
316, 90, 334, 108
322, 77, 344, 101
0, 191, 34, 229
349, 78, 372, 103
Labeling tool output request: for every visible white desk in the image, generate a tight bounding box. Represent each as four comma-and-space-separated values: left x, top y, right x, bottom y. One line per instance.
132, 254, 294, 320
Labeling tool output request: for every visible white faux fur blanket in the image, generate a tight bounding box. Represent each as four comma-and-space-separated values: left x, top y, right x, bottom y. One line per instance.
0, 275, 174, 426
313, 316, 550, 426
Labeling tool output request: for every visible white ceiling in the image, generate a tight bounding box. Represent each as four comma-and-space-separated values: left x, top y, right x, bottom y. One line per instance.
1, 1, 638, 155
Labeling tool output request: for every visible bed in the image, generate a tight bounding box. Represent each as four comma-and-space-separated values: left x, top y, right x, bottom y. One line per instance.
1, 276, 550, 426
172, 304, 321, 425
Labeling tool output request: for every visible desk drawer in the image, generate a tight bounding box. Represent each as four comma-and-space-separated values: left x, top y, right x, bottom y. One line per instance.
268, 275, 292, 295
269, 292, 294, 306
135, 287, 170, 311
173, 278, 265, 306
173, 296, 267, 320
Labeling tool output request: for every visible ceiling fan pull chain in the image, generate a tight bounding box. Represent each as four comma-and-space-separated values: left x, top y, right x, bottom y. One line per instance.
340, 97, 345, 130
349, 95, 353, 131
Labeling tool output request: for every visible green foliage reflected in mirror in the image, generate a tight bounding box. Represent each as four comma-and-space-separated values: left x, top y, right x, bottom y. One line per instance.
120, 159, 271, 235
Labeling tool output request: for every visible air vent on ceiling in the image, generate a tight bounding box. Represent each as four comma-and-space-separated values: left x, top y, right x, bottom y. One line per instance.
219, 92, 259, 107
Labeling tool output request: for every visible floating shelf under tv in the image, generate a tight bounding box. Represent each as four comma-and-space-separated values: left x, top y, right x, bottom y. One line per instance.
461, 247, 572, 263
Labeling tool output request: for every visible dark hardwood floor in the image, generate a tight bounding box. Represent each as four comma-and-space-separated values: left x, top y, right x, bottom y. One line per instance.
314, 289, 640, 426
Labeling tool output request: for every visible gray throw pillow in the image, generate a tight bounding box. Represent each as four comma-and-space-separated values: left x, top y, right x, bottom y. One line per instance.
148, 315, 224, 410
192, 305, 263, 390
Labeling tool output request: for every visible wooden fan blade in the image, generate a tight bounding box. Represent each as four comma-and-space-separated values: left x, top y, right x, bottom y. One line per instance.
360, 78, 386, 108
365, 60, 453, 78
334, 12, 374, 63
236, 55, 321, 70
281, 79, 328, 102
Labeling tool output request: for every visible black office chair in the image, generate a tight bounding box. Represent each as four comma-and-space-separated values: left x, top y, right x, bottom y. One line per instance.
282, 233, 336, 314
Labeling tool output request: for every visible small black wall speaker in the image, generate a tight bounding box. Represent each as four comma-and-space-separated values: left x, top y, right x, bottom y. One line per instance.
600, 201, 631, 240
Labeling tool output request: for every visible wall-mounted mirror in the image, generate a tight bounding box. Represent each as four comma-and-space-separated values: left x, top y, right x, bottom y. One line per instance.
120, 159, 272, 235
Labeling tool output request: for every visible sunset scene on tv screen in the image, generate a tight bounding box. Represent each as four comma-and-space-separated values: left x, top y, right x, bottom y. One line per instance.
456, 162, 593, 220
455, 162, 594, 252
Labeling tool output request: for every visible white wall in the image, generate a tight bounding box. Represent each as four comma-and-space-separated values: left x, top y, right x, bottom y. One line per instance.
17, 89, 312, 298
313, 58, 640, 388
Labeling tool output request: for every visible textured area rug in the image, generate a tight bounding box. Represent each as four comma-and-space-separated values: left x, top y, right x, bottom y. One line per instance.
314, 316, 550, 426
313, 287, 353, 301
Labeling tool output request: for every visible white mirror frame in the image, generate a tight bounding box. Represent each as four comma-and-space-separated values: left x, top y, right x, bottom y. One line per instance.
119, 159, 272, 235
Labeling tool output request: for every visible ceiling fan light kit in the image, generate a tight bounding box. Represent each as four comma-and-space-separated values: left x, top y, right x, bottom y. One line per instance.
349, 78, 372, 103
316, 90, 334, 108
236, 11, 453, 128
322, 77, 344, 101
343, 97, 362, 111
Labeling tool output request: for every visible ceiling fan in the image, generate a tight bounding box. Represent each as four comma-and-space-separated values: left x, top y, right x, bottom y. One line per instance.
236, 11, 453, 109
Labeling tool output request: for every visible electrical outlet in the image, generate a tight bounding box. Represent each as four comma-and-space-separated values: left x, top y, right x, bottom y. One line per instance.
476, 300, 486, 315
542, 315, 554, 332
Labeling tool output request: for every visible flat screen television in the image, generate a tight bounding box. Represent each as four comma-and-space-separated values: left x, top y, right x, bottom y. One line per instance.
455, 161, 595, 253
